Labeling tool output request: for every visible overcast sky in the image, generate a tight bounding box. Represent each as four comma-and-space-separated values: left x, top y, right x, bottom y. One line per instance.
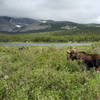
0, 0, 100, 23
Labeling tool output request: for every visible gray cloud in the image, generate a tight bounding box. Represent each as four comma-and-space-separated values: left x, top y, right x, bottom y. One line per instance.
0, 0, 100, 23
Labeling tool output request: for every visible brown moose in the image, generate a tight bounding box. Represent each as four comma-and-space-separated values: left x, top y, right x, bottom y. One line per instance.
67, 49, 100, 71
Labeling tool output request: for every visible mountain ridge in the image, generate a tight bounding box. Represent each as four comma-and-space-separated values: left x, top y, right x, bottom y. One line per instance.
0, 16, 100, 33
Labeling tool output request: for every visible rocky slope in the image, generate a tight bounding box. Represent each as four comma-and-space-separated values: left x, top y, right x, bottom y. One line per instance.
0, 16, 100, 33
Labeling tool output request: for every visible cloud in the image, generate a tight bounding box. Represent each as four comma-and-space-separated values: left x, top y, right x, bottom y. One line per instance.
0, 0, 100, 23
95, 16, 100, 23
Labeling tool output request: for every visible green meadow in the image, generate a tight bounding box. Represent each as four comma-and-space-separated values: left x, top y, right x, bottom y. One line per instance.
0, 29, 100, 42
0, 43, 100, 100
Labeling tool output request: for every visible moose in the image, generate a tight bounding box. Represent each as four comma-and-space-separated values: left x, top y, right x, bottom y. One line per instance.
67, 48, 100, 71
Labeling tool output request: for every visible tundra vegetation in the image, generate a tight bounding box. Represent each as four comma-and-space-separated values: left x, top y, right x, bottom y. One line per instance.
0, 43, 100, 100
0, 29, 100, 42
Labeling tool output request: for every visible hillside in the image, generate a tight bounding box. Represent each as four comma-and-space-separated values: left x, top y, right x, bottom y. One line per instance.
0, 16, 100, 33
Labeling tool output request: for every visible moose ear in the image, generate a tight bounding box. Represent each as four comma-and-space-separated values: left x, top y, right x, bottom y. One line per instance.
66, 50, 71, 54
72, 47, 78, 52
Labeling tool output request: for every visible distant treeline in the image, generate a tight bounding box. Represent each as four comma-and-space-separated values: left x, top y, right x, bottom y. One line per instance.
0, 29, 100, 42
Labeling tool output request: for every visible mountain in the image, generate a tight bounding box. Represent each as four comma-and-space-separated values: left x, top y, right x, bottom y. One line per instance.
0, 16, 48, 32
0, 16, 100, 33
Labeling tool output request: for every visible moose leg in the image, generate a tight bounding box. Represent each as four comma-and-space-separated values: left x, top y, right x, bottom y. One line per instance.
95, 59, 100, 71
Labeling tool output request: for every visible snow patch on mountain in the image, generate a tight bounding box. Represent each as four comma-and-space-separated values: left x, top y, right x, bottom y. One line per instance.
16, 25, 22, 28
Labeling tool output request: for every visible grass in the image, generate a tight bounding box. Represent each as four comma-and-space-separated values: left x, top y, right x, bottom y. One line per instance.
0, 29, 100, 42
0, 44, 100, 100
